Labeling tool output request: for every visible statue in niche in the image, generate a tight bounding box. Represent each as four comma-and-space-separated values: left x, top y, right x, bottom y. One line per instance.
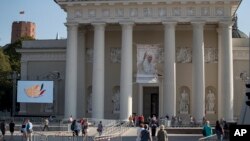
112, 88, 120, 113
86, 48, 93, 63
87, 93, 92, 113
206, 89, 215, 113
179, 89, 189, 114
110, 48, 121, 63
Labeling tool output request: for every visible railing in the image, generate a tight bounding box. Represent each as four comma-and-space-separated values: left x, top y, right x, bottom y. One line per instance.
159, 118, 203, 127
33, 132, 48, 141
93, 121, 130, 141
198, 134, 217, 141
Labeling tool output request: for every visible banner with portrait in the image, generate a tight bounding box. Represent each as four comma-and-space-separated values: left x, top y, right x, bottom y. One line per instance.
136, 44, 160, 83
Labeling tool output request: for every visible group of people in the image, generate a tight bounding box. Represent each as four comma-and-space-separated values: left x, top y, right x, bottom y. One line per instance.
202, 118, 228, 141
69, 117, 90, 137
128, 114, 147, 127
135, 115, 168, 141
136, 123, 168, 141
0, 120, 15, 141
20, 119, 33, 141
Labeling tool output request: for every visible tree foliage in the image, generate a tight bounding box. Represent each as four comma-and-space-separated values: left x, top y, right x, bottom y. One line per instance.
0, 36, 34, 111
4, 36, 34, 72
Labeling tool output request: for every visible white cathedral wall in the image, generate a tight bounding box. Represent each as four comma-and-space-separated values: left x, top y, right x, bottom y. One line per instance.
233, 60, 249, 121
83, 24, 221, 119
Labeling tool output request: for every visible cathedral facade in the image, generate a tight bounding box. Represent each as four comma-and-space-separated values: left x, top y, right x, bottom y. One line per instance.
17, 0, 249, 123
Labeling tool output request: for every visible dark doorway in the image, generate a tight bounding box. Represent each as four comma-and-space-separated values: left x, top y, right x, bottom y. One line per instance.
143, 87, 159, 119
151, 93, 159, 116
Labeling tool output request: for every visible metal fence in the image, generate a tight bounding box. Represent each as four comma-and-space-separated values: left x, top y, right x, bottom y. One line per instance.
198, 134, 217, 141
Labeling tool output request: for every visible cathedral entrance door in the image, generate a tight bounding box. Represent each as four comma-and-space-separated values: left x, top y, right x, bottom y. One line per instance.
143, 87, 159, 119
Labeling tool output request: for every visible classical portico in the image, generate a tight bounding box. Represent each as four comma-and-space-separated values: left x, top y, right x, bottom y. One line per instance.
55, 0, 240, 122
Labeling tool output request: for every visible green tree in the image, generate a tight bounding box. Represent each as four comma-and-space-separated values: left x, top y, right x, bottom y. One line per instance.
0, 48, 11, 72
0, 36, 34, 112
4, 36, 34, 72
0, 49, 12, 111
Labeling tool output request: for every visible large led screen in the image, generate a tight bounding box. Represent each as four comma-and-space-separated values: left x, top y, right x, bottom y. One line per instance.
17, 81, 54, 103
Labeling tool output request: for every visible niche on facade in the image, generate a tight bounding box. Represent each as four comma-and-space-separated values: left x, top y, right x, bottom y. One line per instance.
205, 86, 217, 114
112, 86, 120, 114
178, 86, 190, 114
86, 48, 93, 63
87, 86, 92, 113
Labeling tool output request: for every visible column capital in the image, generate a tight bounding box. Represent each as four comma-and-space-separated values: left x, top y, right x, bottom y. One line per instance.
92, 22, 106, 31
219, 21, 234, 28
78, 26, 87, 35
162, 21, 177, 25
191, 21, 205, 30
162, 21, 177, 30
91, 22, 106, 26
216, 27, 222, 34
191, 21, 205, 26
119, 20, 134, 25
64, 22, 79, 27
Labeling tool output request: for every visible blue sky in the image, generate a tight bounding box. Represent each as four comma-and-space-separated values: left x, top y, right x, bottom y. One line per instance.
0, 0, 249, 47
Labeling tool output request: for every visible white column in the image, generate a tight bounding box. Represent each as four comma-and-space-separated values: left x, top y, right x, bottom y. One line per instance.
120, 22, 133, 120
92, 23, 106, 119
159, 79, 164, 117
138, 84, 143, 115
64, 23, 78, 119
163, 22, 176, 117
192, 22, 205, 123
220, 22, 234, 122
77, 28, 86, 117
217, 28, 223, 119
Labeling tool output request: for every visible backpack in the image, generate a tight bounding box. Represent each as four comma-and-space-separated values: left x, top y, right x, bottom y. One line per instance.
71, 123, 74, 131
141, 130, 150, 140
26, 123, 33, 133
202, 129, 206, 136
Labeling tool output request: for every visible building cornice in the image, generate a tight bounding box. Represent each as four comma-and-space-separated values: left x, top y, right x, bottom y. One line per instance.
55, 0, 240, 24
17, 48, 66, 61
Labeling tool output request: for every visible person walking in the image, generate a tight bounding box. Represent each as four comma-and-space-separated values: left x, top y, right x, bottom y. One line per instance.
215, 120, 224, 141
21, 120, 27, 140
71, 120, 77, 136
0, 120, 6, 141
150, 120, 157, 137
136, 124, 144, 141
97, 121, 103, 136
202, 120, 213, 137
26, 119, 33, 141
82, 119, 89, 137
141, 124, 152, 141
9, 119, 15, 140
42, 118, 49, 131
157, 125, 168, 141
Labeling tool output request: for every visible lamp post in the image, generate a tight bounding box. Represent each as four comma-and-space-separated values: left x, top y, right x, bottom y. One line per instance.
46, 71, 61, 115
8, 71, 20, 117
